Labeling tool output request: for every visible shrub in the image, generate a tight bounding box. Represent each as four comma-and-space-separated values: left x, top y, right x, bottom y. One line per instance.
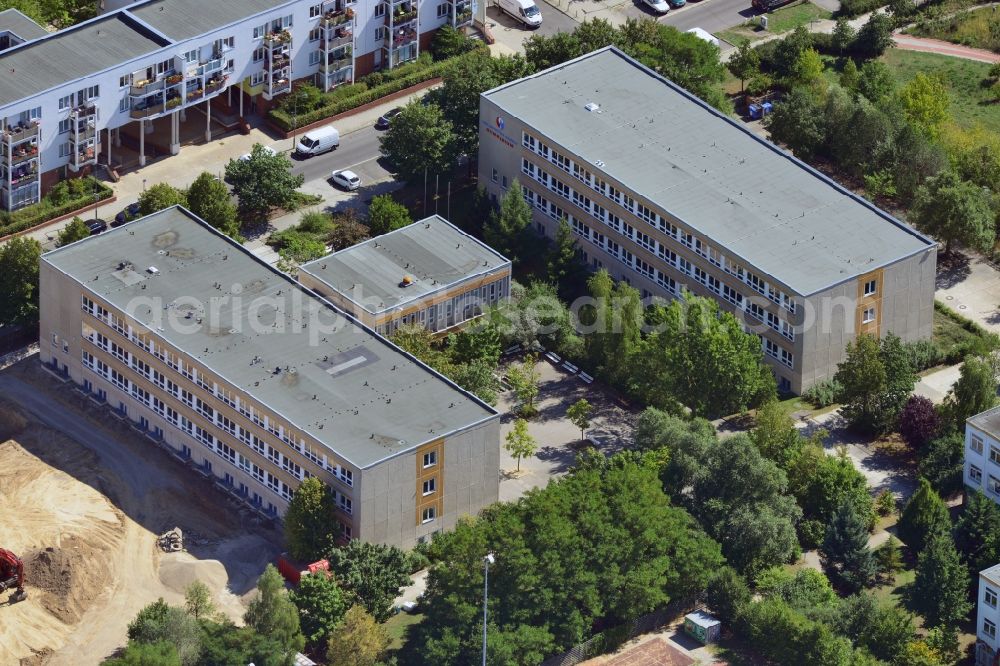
838, 0, 889, 18
798, 518, 826, 550
875, 489, 896, 517
803, 379, 841, 408
903, 339, 943, 372
0, 177, 113, 237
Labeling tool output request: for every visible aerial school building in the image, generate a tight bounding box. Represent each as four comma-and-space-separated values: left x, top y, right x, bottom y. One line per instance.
39, 207, 500, 548
479, 47, 938, 394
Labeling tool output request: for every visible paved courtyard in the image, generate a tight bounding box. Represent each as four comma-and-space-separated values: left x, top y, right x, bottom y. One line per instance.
936, 252, 1000, 334
497, 357, 639, 501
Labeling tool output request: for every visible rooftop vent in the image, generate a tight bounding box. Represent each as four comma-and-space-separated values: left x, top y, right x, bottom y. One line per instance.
584, 102, 601, 113
146, 266, 159, 275
400, 275, 414, 287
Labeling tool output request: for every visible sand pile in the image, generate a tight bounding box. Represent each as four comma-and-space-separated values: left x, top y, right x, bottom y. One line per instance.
22, 535, 113, 624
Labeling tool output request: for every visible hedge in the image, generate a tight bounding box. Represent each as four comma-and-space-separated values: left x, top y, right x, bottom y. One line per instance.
0, 177, 113, 237
837, 0, 888, 17
269, 48, 486, 131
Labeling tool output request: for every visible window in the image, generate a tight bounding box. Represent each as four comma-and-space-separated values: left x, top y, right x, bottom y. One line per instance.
422, 451, 437, 468
437, 2, 449, 16
309, 50, 321, 65
422, 478, 436, 495
421, 506, 436, 523
118, 74, 130, 88
59, 94, 74, 110
59, 142, 71, 158
973, 435, 985, 455
219, 36, 235, 51
991, 445, 1000, 465
119, 97, 129, 113
862, 307, 875, 324
502, 175, 508, 189
183, 49, 197, 62
971, 465, 984, 483
252, 46, 266, 62
375, 3, 385, 16
310, 3, 322, 17
986, 619, 997, 640
58, 118, 72, 134
864, 279, 877, 296
309, 26, 321, 41
375, 26, 385, 40
250, 71, 265, 86
253, 23, 267, 39
991, 475, 1000, 496
491, 168, 498, 183
987, 587, 998, 608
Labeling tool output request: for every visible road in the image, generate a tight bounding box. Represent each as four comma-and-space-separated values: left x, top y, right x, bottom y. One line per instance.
657, 0, 756, 35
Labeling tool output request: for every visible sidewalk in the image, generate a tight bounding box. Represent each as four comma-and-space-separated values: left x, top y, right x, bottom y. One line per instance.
893, 32, 1000, 63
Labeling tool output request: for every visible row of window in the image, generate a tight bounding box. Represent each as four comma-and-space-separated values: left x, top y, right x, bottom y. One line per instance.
520, 134, 798, 314
969, 434, 1000, 466
82, 296, 355, 487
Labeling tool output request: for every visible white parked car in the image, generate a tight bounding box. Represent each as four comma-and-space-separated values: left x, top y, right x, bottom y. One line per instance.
643, 0, 670, 13
331, 169, 361, 191
239, 145, 278, 161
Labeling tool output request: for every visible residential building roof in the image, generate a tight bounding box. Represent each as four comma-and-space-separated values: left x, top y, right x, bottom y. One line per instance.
0, 13, 169, 108
127, 0, 294, 42
482, 47, 935, 296
982, 563, 1000, 587
43, 207, 497, 469
0, 8, 48, 41
300, 215, 511, 315
968, 405, 1000, 441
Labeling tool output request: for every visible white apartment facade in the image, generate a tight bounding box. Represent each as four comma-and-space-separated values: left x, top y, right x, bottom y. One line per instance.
977, 564, 1000, 665
0, 0, 476, 211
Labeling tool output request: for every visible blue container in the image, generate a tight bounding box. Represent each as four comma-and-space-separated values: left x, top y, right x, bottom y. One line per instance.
748, 104, 762, 120
761, 101, 773, 116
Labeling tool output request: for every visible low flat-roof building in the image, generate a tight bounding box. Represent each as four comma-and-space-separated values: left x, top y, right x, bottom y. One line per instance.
299, 215, 512, 336
479, 47, 937, 393
0, 9, 47, 53
40, 206, 499, 548
977, 563, 1000, 665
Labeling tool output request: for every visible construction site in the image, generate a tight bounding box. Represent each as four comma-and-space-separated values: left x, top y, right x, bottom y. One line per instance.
0, 354, 282, 665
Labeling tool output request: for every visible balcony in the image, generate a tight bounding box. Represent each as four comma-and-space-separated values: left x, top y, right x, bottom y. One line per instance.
7, 142, 38, 165
73, 102, 98, 118
191, 57, 223, 78
263, 29, 292, 46
387, 7, 417, 25
384, 27, 418, 48
70, 145, 97, 172
130, 77, 165, 97
452, 3, 473, 25
9, 168, 38, 188
2, 121, 39, 145
69, 123, 96, 146
322, 25, 353, 49
130, 103, 164, 120
322, 55, 352, 72
322, 8, 354, 25
263, 76, 292, 100
267, 52, 290, 70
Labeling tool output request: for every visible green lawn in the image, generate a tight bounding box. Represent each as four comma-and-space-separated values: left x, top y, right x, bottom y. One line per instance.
872, 567, 917, 614
716, 1, 830, 45
880, 49, 1000, 132
906, 5, 1000, 52
384, 611, 424, 651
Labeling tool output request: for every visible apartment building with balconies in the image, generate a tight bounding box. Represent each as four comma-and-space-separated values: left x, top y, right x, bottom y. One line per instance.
479, 48, 937, 394
0, 0, 469, 212
0, 9, 47, 54
40, 206, 499, 548
299, 215, 511, 336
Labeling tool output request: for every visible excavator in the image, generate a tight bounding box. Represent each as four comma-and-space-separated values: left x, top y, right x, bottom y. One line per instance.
0, 548, 27, 604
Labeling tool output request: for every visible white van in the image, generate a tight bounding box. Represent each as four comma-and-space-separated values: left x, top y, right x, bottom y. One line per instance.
296, 126, 340, 157
498, 0, 542, 27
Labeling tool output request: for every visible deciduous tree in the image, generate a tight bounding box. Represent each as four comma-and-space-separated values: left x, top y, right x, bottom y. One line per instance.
898, 72, 949, 138
57, 216, 90, 246
325, 539, 411, 623
0, 234, 41, 326
183, 581, 215, 621
379, 100, 457, 183
832, 18, 856, 55
911, 170, 995, 254
224, 145, 304, 224
918, 431, 965, 498
505, 418, 537, 472
289, 572, 349, 649
284, 477, 339, 562
507, 353, 540, 414
366, 194, 412, 236
186, 172, 239, 237
943, 355, 998, 427
727, 40, 761, 92
898, 395, 940, 449
567, 398, 593, 441
327, 605, 389, 666
834, 333, 915, 434
138, 182, 187, 216
243, 565, 306, 659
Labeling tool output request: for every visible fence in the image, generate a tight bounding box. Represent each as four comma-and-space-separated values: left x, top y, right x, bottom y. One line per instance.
540, 603, 688, 666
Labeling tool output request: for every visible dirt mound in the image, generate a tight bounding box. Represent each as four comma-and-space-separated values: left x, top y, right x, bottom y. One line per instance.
22, 540, 105, 624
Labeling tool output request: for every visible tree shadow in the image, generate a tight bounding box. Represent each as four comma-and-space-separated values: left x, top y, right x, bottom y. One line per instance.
935, 251, 971, 290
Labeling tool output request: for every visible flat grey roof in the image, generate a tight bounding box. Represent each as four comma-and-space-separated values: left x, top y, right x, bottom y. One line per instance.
968, 405, 1000, 442
300, 215, 511, 315
483, 47, 935, 296
982, 563, 1000, 586
0, 14, 168, 108
128, 0, 293, 41
43, 207, 496, 469
0, 9, 48, 41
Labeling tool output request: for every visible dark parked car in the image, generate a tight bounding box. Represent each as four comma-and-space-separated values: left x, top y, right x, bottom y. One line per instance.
86, 218, 108, 235
112, 203, 140, 227
375, 107, 402, 130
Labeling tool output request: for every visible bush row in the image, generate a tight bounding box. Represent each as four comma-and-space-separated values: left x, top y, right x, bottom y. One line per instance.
837, 0, 887, 17
0, 177, 113, 238
269, 48, 485, 131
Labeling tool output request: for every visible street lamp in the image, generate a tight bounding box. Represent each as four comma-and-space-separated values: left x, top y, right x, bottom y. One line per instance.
142, 178, 147, 192
482, 552, 495, 666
